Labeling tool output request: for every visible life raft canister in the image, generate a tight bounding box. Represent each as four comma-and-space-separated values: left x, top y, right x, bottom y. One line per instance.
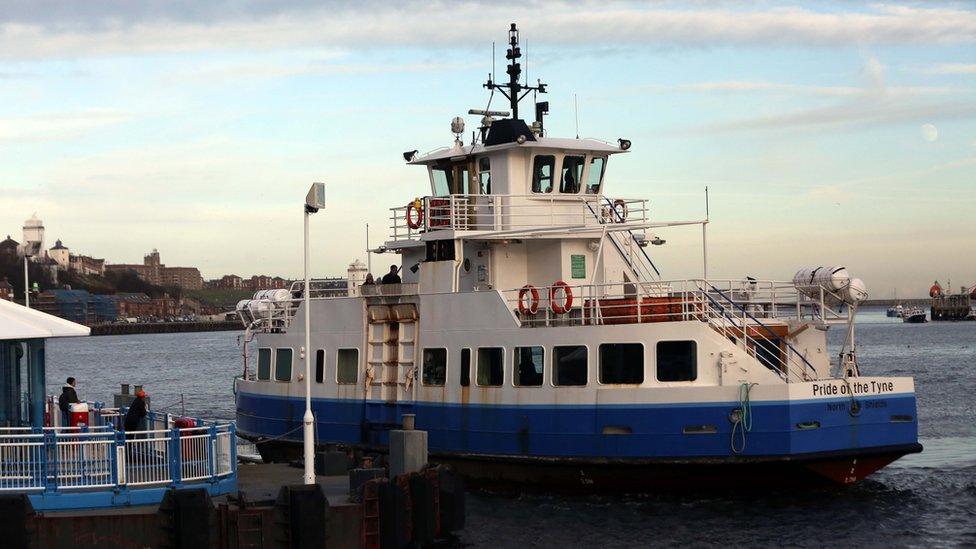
612, 199, 628, 222
518, 285, 540, 315
549, 280, 574, 314
406, 198, 424, 229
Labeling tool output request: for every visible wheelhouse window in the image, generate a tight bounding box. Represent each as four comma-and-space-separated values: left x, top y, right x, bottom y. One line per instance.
432, 165, 452, 196
553, 345, 587, 386
514, 346, 544, 387
478, 157, 491, 194
337, 348, 359, 384
460, 348, 471, 387
315, 349, 325, 383
275, 348, 293, 382
432, 161, 471, 195
599, 343, 643, 384
657, 341, 697, 382
532, 155, 555, 193
586, 157, 606, 194
560, 155, 585, 194
257, 348, 272, 381
477, 347, 504, 386
422, 348, 447, 386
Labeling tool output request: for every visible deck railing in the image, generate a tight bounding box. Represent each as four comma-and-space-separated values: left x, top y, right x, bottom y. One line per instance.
390, 194, 650, 241
500, 278, 851, 382
0, 407, 236, 507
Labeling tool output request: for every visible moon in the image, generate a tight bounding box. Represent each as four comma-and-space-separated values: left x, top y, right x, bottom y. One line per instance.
921, 124, 938, 142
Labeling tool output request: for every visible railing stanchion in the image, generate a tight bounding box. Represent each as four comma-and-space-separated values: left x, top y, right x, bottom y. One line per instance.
169, 426, 182, 487
209, 423, 218, 483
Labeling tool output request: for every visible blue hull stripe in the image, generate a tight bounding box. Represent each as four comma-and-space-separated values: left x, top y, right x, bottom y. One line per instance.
236, 392, 918, 459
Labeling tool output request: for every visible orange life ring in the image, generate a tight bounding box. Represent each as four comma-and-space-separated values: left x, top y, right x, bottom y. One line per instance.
549, 280, 574, 314
612, 199, 628, 222
406, 201, 424, 229
518, 285, 540, 315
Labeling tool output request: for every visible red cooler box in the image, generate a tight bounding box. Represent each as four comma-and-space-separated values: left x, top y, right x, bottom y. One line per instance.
69, 402, 90, 427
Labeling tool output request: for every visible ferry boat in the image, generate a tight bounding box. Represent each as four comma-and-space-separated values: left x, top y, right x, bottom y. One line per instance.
902, 307, 927, 324
234, 24, 921, 489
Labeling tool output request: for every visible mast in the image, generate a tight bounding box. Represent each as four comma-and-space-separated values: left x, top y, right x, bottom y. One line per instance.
484, 23, 546, 121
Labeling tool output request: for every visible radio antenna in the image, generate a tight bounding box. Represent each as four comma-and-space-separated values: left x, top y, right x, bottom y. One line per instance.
574, 94, 580, 139
491, 41, 495, 82
483, 23, 546, 120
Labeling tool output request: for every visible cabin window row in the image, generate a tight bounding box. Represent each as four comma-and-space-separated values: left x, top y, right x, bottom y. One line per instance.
421, 341, 697, 387
255, 347, 359, 384
532, 154, 605, 195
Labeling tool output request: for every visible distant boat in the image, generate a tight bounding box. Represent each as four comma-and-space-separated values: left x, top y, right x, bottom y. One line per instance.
902, 307, 927, 323
886, 304, 903, 318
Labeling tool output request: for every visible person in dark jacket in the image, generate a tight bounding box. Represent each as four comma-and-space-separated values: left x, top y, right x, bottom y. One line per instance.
380, 265, 401, 285
58, 377, 80, 425
124, 390, 148, 433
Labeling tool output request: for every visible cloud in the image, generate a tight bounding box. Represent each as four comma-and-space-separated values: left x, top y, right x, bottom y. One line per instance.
931, 63, 976, 74
0, 110, 131, 141
685, 57, 976, 133
639, 80, 961, 98
0, 3, 975, 61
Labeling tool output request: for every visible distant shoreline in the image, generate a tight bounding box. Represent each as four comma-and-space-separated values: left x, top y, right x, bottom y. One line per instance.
89, 320, 241, 336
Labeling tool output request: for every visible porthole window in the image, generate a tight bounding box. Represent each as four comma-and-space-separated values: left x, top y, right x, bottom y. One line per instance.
275, 348, 293, 382
657, 341, 697, 382
514, 346, 544, 387
315, 349, 325, 383
599, 343, 643, 384
422, 348, 447, 386
337, 348, 359, 384
477, 347, 504, 386
553, 345, 587, 386
257, 348, 272, 381
460, 348, 471, 387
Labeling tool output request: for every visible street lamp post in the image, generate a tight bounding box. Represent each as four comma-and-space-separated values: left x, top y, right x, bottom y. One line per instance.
302, 183, 326, 485
23, 254, 30, 308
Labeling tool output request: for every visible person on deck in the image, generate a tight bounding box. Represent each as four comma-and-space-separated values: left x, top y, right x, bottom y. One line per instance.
363, 273, 375, 285
380, 265, 401, 285
124, 389, 148, 433
58, 377, 80, 426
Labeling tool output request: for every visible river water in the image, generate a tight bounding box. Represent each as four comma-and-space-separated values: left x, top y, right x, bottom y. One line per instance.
46, 308, 976, 547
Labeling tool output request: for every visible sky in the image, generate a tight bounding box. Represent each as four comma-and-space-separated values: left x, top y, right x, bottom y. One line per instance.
1, 1, 974, 298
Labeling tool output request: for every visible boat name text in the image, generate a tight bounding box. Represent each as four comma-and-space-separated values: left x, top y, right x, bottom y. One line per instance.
811, 380, 895, 397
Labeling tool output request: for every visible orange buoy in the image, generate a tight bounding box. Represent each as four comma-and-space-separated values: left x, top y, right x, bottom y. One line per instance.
549, 280, 574, 314
929, 282, 942, 298
518, 285, 540, 315
406, 200, 424, 229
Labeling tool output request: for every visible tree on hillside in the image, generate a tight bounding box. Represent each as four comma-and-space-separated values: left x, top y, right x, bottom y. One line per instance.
0, 254, 53, 300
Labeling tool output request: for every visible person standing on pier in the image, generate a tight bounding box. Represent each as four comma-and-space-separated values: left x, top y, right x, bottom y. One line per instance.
124, 389, 148, 433
58, 377, 80, 426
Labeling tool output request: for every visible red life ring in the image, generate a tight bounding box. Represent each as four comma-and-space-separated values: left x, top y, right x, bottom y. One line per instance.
406, 201, 424, 229
549, 280, 574, 314
612, 199, 628, 222
518, 285, 540, 315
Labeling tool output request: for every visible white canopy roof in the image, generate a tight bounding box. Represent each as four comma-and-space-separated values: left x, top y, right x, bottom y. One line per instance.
0, 299, 90, 340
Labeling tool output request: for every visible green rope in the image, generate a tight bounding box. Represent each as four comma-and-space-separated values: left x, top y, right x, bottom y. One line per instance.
739, 382, 754, 431
730, 382, 757, 454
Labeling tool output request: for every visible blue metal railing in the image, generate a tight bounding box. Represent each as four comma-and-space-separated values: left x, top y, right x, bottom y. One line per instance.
0, 405, 237, 510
